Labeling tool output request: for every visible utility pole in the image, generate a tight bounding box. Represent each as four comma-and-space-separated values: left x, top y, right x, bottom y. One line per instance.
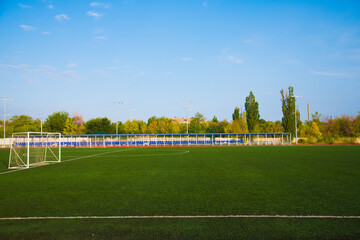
127, 108, 136, 121
112, 101, 123, 135
307, 104, 310, 122
293, 95, 303, 145
1, 98, 13, 148
183, 101, 192, 134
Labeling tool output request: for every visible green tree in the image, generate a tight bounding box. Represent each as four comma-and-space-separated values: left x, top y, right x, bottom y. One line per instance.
137, 121, 146, 134
147, 116, 158, 126
0, 120, 13, 137
132, 120, 141, 134
305, 121, 322, 143
189, 112, 206, 133
212, 116, 218, 123
43, 111, 69, 133
337, 114, 354, 137
158, 117, 170, 133
217, 120, 230, 133
264, 121, 284, 133
207, 116, 219, 133
85, 117, 111, 134
245, 91, 260, 132
280, 86, 299, 139
232, 107, 240, 121
111, 121, 124, 134
8, 115, 40, 133
312, 111, 322, 123
147, 121, 158, 134
230, 111, 248, 133
354, 112, 360, 137
63, 118, 77, 135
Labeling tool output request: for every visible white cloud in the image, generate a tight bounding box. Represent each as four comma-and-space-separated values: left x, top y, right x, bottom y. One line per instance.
0, 63, 81, 82
66, 62, 78, 68
202, 1, 207, 7
312, 71, 348, 77
18, 3, 32, 8
94, 36, 106, 40
48, 4, 54, 9
42, 31, 51, 35
87, 11, 103, 18
227, 56, 243, 64
0, 64, 30, 71
20, 25, 35, 31
55, 14, 70, 21
90, 2, 110, 8
181, 57, 192, 61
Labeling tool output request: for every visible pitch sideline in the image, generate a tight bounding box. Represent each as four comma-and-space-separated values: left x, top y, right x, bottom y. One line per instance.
0, 215, 359, 220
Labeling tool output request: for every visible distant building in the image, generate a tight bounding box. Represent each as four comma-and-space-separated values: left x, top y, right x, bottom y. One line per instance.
171, 118, 192, 124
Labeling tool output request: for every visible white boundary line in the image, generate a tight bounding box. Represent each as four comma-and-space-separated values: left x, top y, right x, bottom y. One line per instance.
0, 215, 359, 220
0, 148, 141, 175
79, 150, 190, 158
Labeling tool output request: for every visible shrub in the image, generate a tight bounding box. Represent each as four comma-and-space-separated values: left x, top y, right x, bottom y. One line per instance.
341, 137, 357, 144
307, 136, 318, 144
323, 136, 335, 144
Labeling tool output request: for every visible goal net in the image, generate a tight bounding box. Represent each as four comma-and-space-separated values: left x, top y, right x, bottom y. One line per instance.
8, 132, 61, 169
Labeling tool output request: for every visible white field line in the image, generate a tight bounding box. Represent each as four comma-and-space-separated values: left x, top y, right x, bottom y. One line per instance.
0, 215, 359, 220
32, 150, 189, 159
60, 147, 140, 163
77, 150, 190, 158
0, 148, 141, 175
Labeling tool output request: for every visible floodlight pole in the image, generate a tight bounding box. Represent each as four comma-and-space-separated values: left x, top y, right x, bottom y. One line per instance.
293, 95, 303, 145
1, 98, 12, 148
128, 108, 136, 121
112, 101, 123, 135
183, 101, 192, 134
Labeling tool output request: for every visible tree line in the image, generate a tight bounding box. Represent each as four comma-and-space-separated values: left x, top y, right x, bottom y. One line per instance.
0, 86, 359, 143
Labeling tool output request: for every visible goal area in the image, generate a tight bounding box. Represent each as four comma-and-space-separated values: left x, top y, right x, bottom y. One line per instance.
8, 132, 61, 169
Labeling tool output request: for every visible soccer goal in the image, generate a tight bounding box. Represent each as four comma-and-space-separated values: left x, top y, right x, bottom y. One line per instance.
8, 132, 61, 169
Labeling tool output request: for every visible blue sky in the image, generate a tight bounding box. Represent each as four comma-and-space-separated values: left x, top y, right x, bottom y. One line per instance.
0, 0, 359, 122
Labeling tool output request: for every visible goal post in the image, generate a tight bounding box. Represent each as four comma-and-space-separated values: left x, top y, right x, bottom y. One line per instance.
8, 132, 61, 169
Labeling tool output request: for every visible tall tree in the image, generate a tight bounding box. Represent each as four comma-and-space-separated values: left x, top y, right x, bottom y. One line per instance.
232, 107, 240, 121
43, 111, 69, 133
245, 91, 260, 132
280, 86, 299, 139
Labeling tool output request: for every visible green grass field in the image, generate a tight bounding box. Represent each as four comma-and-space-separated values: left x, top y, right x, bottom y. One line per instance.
0, 146, 359, 239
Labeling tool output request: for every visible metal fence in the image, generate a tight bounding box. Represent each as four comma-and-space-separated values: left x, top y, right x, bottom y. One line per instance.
60, 133, 291, 148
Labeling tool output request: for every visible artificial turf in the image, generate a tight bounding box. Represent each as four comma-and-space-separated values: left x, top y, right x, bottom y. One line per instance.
0, 146, 359, 239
